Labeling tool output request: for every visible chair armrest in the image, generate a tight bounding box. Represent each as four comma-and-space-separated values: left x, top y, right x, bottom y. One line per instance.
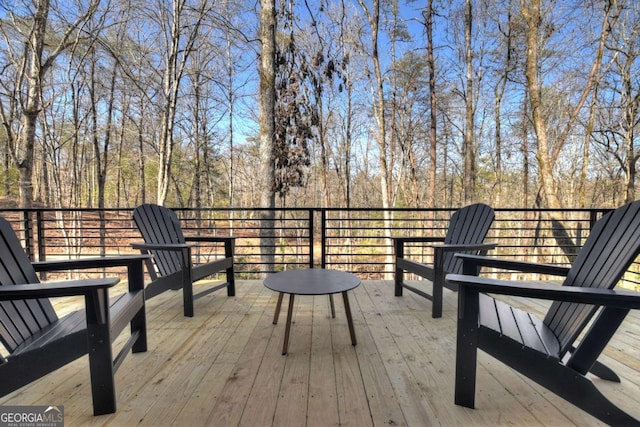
131, 242, 192, 252
435, 242, 497, 252
0, 278, 119, 301
32, 255, 152, 272
394, 236, 445, 258
0, 278, 131, 327
393, 236, 445, 244
455, 253, 570, 276
446, 274, 640, 310
185, 236, 235, 244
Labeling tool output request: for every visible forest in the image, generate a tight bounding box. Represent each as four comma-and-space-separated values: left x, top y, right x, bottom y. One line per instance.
0, 0, 638, 213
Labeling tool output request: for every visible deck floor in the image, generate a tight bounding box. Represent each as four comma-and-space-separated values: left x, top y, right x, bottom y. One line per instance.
2, 279, 640, 426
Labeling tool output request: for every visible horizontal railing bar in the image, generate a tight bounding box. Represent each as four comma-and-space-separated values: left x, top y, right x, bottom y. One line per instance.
1, 206, 634, 286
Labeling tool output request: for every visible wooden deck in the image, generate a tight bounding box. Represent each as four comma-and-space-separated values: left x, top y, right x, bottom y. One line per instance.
3, 279, 640, 426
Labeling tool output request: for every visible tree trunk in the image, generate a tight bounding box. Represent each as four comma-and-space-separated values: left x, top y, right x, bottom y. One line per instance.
426, 0, 437, 209
522, 0, 559, 209
13, 0, 100, 208
137, 103, 147, 205
624, 70, 637, 202
259, 0, 277, 275
226, 29, 235, 231
579, 2, 619, 207
463, 0, 475, 204
522, 0, 577, 260
156, 0, 206, 205
358, 0, 394, 277
522, 92, 530, 208
494, 0, 513, 208
17, 0, 50, 208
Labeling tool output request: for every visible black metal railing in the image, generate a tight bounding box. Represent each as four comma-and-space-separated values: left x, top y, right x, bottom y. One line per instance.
2, 206, 637, 288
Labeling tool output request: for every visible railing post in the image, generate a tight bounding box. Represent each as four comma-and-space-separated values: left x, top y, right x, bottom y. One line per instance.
37, 210, 46, 262
22, 210, 34, 261
321, 209, 327, 269
308, 209, 314, 269
589, 210, 599, 230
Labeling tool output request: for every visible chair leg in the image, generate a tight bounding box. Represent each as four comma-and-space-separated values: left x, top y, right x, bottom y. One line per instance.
514, 349, 638, 425
85, 289, 117, 415
394, 239, 404, 296
181, 248, 194, 317
183, 281, 194, 317
432, 277, 443, 318
225, 239, 235, 296
226, 266, 236, 296
589, 360, 620, 382
432, 249, 444, 318
567, 379, 637, 425
394, 266, 404, 297
129, 260, 147, 353
88, 325, 117, 415
455, 287, 479, 408
131, 303, 147, 354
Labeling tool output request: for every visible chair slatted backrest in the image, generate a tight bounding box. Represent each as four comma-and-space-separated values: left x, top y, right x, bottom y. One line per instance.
133, 204, 187, 277
0, 218, 58, 353
442, 203, 495, 274
544, 200, 640, 355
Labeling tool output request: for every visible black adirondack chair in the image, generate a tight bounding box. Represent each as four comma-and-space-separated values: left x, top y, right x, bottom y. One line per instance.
132, 204, 235, 317
447, 200, 640, 425
0, 217, 148, 416
394, 203, 496, 318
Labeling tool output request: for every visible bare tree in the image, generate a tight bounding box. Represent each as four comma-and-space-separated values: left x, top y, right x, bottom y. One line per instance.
392, 50, 427, 207
425, 0, 437, 208
609, 3, 639, 203
356, 0, 395, 275
521, 0, 576, 260
0, 0, 101, 207
463, 0, 476, 203
152, 0, 210, 205
332, 0, 360, 208
259, 0, 277, 274
490, 0, 516, 207
520, 0, 616, 258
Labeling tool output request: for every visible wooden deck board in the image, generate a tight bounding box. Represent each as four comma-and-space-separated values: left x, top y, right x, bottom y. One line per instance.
354, 281, 431, 426
2, 279, 639, 426
306, 295, 339, 426
174, 285, 271, 426
273, 295, 313, 427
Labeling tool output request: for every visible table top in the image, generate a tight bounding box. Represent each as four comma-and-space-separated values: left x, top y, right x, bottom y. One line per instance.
263, 268, 360, 295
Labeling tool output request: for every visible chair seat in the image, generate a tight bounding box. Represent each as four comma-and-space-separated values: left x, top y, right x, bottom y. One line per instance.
9, 290, 144, 360
479, 293, 561, 358
10, 311, 87, 358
